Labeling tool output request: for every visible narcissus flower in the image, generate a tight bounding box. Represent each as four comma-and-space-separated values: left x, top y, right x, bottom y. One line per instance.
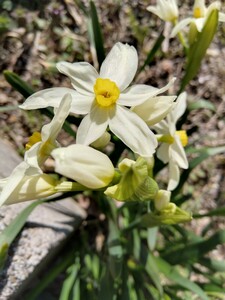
51, 144, 115, 189
0, 162, 58, 206
153, 92, 188, 191
171, 0, 225, 36
25, 93, 72, 168
147, 0, 179, 22
20, 43, 176, 157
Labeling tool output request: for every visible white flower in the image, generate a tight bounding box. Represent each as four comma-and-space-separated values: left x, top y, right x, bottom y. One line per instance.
171, 0, 225, 36
153, 92, 188, 191
25, 93, 72, 168
147, 0, 179, 22
20, 43, 176, 157
132, 93, 177, 126
51, 144, 115, 189
0, 162, 58, 206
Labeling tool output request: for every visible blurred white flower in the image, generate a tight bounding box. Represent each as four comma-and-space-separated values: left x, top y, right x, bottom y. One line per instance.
153, 92, 188, 191
171, 0, 225, 36
20, 43, 175, 157
147, 0, 179, 22
25, 93, 72, 168
51, 144, 115, 189
0, 162, 58, 206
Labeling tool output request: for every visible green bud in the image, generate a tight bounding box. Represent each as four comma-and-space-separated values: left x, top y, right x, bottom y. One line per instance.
140, 203, 192, 227
105, 157, 158, 202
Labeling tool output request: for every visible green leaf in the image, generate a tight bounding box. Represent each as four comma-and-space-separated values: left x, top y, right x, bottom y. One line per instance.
88, 1, 105, 66
200, 257, 225, 272
59, 257, 80, 300
0, 200, 44, 271
188, 99, 216, 112
194, 206, 225, 218
139, 30, 165, 72
162, 230, 225, 265
179, 8, 218, 92
4, 70, 35, 98
0, 105, 19, 112
172, 145, 225, 197
154, 257, 209, 300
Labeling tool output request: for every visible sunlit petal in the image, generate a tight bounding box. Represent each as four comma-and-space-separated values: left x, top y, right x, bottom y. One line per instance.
170, 136, 188, 169
119, 78, 176, 106
171, 18, 193, 37
100, 42, 138, 91
168, 161, 180, 191
76, 105, 109, 145
57, 62, 98, 95
132, 95, 176, 126
109, 106, 157, 157
52, 144, 115, 189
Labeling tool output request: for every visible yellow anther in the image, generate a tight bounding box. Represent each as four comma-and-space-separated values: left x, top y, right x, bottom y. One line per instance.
26, 132, 42, 150
176, 130, 188, 147
94, 78, 120, 107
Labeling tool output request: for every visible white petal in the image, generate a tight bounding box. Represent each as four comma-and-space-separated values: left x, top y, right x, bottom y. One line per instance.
99, 42, 138, 91
132, 95, 176, 126
0, 162, 41, 206
152, 119, 170, 135
194, 18, 205, 32
24, 142, 42, 169
20, 88, 93, 114
168, 161, 180, 191
168, 92, 187, 125
57, 62, 98, 95
171, 18, 193, 37
41, 93, 72, 142
109, 106, 157, 157
169, 136, 188, 169
119, 78, 176, 106
76, 105, 109, 145
157, 143, 170, 164
51, 144, 115, 189
147, 6, 163, 19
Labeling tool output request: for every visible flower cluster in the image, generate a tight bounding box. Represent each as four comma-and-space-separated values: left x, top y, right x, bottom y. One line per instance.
147, 0, 225, 44
0, 42, 190, 223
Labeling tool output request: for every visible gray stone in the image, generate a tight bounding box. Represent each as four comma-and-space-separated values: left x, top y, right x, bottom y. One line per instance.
0, 140, 86, 299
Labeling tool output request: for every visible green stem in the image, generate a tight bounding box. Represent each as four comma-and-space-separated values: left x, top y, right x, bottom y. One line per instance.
172, 20, 189, 55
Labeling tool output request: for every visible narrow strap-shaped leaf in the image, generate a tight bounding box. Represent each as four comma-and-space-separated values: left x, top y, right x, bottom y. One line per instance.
188, 99, 216, 112
89, 1, 105, 67
154, 256, 209, 300
4, 70, 35, 97
59, 256, 80, 300
179, 9, 218, 93
139, 30, 165, 72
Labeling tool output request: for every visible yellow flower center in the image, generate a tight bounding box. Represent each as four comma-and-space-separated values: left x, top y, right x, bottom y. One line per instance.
193, 7, 204, 18
176, 130, 188, 147
26, 131, 42, 150
94, 78, 120, 107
